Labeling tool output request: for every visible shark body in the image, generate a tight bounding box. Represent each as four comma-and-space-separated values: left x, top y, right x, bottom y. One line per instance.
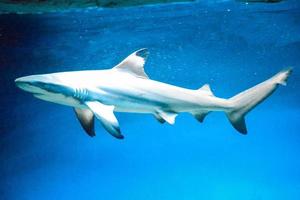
15, 49, 292, 139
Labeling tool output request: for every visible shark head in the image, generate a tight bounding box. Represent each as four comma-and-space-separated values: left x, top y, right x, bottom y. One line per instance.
15, 74, 79, 106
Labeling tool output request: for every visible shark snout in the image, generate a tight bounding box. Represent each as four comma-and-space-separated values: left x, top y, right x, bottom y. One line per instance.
15, 74, 75, 98
15, 75, 53, 94
16, 75, 37, 92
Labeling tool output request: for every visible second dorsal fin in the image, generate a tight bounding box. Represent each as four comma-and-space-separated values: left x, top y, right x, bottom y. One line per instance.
197, 84, 214, 96
113, 48, 149, 79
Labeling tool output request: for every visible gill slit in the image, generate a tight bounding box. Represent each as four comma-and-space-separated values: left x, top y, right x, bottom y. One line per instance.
74, 87, 88, 101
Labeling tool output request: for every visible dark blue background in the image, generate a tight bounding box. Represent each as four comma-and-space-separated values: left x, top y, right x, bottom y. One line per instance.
1, 1, 300, 199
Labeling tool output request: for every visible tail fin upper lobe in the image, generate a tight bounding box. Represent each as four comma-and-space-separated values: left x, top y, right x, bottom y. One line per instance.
226, 68, 292, 134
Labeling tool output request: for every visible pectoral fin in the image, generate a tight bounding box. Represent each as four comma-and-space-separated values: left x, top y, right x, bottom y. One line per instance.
85, 101, 124, 139
74, 108, 95, 137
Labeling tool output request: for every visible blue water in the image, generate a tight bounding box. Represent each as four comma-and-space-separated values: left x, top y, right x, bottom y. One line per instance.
1, 1, 300, 199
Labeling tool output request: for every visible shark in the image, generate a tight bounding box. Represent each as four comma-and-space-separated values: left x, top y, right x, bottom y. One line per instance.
15, 49, 292, 139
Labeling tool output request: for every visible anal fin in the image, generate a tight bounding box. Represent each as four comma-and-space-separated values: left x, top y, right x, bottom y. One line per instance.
192, 111, 210, 123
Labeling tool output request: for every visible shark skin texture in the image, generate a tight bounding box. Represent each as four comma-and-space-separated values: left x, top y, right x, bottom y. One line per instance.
15, 49, 292, 139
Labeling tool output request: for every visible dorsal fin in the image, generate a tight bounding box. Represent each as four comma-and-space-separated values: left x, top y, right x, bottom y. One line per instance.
113, 48, 149, 79
197, 84, 214, 96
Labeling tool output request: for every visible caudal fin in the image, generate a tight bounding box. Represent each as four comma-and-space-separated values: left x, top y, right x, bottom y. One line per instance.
226, 67, 292, 134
